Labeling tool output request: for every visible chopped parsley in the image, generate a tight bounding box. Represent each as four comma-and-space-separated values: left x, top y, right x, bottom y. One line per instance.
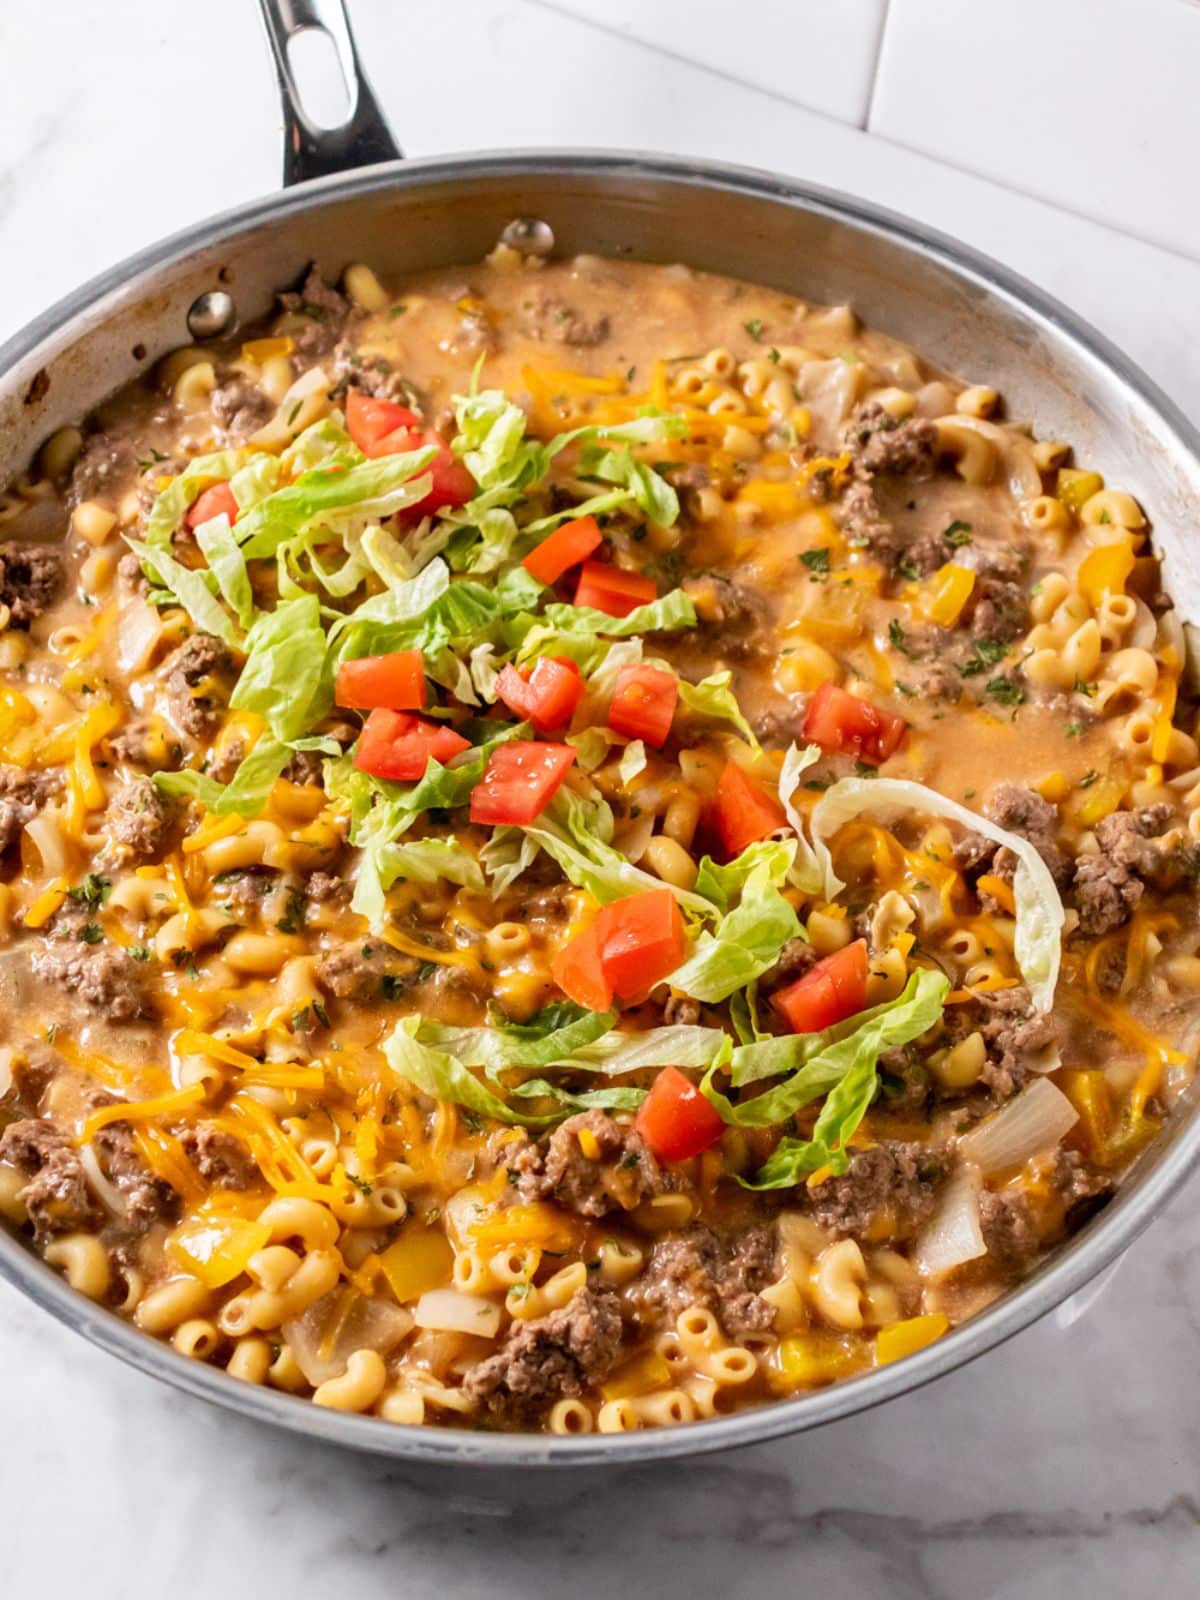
943, 519, 973, 547
1073, 676, 1098, 698
1066, 721, 1086, 738
958, 638, 1009, 678
985, 674, 1026, 708
743, 318, 765, 341
275, 888, 306, 934
129, 945, 151, 962
70, 874, 111, 910
768, 347, 782, 364
80, 923, 104, 945
344, 1172, 374, 1196
1078, 769, 1099, 789
800, 547, 831, 578
888, 618, 916, 658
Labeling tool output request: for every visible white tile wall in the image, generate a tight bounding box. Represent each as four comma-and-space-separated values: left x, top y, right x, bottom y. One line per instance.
871, 0, 1200, 264
527, 0, 887, 125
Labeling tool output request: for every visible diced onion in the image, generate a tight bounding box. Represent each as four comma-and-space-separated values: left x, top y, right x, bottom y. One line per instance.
413, 1288, 501, 1338
284, 1288, 413, 1386
24, 813, 69, 875
79, 1142, 129, 1217
958, 1078, 1078, 1175
915, 1164, 985, 1276
116, 599, 165, 677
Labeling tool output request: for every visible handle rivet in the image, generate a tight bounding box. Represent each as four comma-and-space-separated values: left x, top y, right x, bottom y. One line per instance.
186, 290, 238, 340
500, 217, 556, 258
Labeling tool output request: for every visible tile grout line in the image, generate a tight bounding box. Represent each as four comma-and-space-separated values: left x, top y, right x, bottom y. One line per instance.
868, 124, 1200, 275
520, 0, 868, 126
521, 0, 1200, 275
862, 0, 893, 129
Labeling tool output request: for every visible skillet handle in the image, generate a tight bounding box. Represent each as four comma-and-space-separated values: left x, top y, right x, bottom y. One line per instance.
256, 0, 402, 185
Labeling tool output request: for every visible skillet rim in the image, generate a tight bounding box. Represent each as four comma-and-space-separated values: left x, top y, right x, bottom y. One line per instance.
1, 146, 1198, 1467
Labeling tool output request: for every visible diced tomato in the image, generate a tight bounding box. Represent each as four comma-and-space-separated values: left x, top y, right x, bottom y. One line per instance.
399, 430, 476, 517
635, 1066, 725, 1163
802, 681, 907, 765
353, 709, 470, 781
346, 390, 474, 517
185, 481, 238, 531
607, 665, 678, 748
494, 657, 584, 733
522, 515, 603, 586
774, 939, 869, 1034
550, 923, 612, 1011
573, 560, 657, 618
336, 648, 426, 711
345, 390, 421, 453
594, 888, 686, 1003
469, 741, 576, 826
713, 760, 786, 858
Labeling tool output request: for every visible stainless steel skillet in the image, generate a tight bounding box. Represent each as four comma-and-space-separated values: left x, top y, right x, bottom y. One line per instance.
0, 0, 1197, 1466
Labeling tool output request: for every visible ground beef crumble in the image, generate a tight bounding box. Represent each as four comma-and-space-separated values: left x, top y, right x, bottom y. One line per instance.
462, 1288, 624, 1421
805, 1141, 945, 1240
0, 542, 64, 627
624, 1225, 778, 1339
509, 1110, 671, 1218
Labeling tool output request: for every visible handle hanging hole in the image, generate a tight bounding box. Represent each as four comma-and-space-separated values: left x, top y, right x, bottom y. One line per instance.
286, 25, 352, 131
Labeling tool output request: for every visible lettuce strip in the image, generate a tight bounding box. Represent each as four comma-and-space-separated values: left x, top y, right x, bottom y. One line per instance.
700, 969, 949, 1141
810, 777, 1064, 1010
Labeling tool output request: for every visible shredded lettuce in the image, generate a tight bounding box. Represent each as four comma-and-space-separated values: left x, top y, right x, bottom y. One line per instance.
235, 448, 437, 561
539, 589, 696, 641
810, 777, 1064, 1010
144, 449, 250, 546
154, 736, 294, 817
676, 670, 759, 750
382, 1017, 553, 1127
372, 837, 484, 893
416, 1007, 618, 1075
668, 854, 800, 1003
778, 742, 825, 894
700, 970, 950, 1184
508, 1081, 646, 1114
618, 739, 647, 786
576, 442, 679, 525
194, 514, 254, 629
507, 789, 714, 917
126, 538, 241, 646
694, 839, 797, 915
230, 594, 330, 743
229, 453, 284, 512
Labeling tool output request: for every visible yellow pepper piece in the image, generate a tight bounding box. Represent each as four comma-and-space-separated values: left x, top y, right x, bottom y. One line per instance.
976, 873, 1016, 914
1077, 539, 1135, 606
876, 1313, 951, 1366
1035, 771, 1072, 804
601, 1349, 673, 1402
576, 1126, 602, 1161
769, 1333, 869, 1391
926, 562, 976, 628
1071, 775, 1125, 828
241, 336, 294, 363
1056, 467, 1104, 511
1057, 1069, 1114, 1158
24, 876, 70, 930
379, 1227, 454, 1303
168, 1213, 273, 1289
468, 1201, 580, 1254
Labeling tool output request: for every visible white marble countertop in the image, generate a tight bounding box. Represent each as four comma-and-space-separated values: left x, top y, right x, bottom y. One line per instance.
3, 3, 1200, 1594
